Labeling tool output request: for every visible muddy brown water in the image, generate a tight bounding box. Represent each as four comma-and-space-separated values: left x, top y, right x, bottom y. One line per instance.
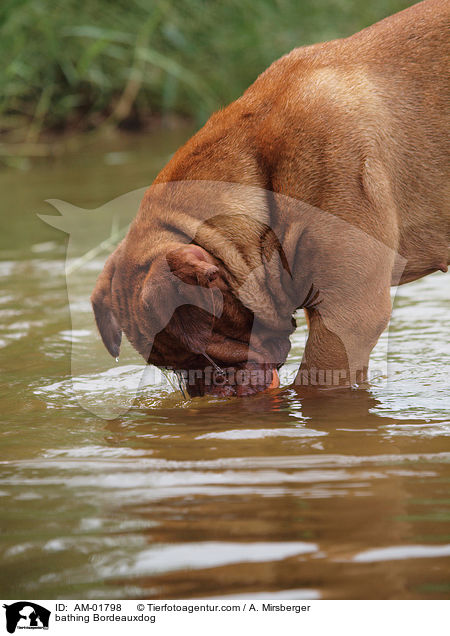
1, 128, 449, 599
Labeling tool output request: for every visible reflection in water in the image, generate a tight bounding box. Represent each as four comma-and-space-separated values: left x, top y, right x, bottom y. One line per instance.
0, 137, 449, 600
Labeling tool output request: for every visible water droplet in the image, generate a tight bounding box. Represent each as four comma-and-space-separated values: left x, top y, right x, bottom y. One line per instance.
115, 357, 119, 363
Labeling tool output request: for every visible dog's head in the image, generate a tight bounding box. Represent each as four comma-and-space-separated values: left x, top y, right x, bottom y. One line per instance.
91, 207, 294, 397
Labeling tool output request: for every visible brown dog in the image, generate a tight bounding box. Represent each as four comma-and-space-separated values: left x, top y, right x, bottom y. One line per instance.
92, 0, 449, 397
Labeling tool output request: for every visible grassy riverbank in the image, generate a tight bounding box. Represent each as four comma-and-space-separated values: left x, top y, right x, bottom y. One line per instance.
1, 0, 411, 142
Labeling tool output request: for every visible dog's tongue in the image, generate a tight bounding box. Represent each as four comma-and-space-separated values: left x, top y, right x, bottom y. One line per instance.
267, 368, 280, 390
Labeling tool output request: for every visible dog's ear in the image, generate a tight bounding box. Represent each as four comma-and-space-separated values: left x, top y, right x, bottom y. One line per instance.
140, 247, 224, 335
166, 244, 219, 286
91, 251, 122, 358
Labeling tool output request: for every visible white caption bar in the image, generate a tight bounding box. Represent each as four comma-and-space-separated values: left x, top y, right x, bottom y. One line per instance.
1, 600, 447, 636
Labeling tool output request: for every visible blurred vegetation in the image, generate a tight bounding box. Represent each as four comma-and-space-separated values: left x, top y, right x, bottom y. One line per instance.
0, 0, 412, 140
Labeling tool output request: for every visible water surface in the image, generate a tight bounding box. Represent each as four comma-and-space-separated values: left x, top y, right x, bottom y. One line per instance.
1, 130, 449, 599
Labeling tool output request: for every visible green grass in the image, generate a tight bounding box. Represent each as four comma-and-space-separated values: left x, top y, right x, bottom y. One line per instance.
0, 0, 412, 138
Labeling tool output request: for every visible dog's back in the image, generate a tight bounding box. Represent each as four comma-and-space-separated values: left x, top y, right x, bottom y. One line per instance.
234, 0, 450, 280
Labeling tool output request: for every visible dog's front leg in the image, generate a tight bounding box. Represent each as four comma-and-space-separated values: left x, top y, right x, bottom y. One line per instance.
294, 280, 392, 392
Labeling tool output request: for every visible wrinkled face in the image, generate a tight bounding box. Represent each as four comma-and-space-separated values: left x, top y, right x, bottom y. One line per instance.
91, 240, 292, 397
